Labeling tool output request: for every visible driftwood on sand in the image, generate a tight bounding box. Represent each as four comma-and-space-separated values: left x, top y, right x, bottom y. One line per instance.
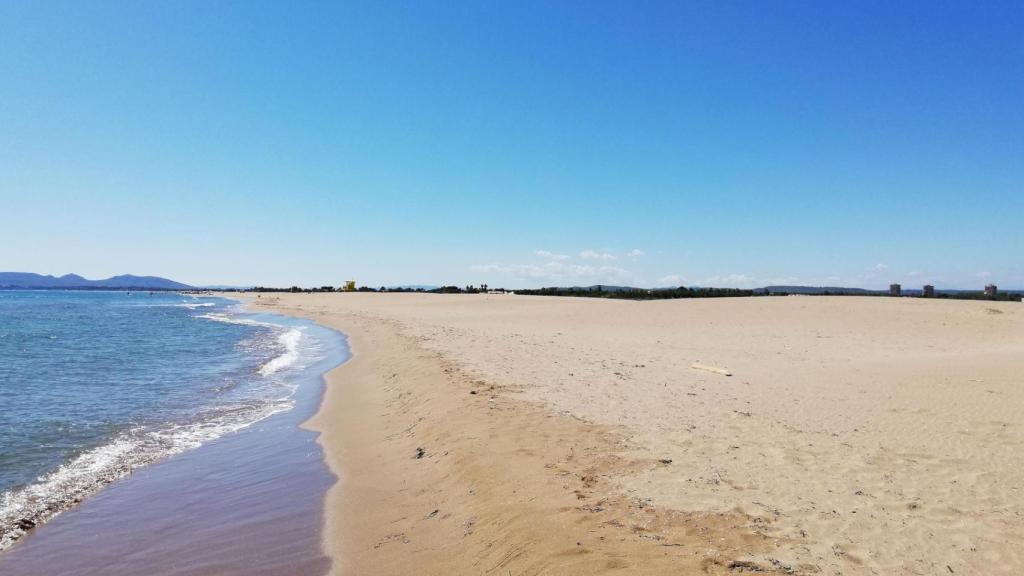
690, 362, 732, 377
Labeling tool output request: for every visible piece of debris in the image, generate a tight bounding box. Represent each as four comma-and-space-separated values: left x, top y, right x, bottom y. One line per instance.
415, 447, 426, 459
691, 362, 732, 377
658, 458, 673, 465
728, 560, 765, 572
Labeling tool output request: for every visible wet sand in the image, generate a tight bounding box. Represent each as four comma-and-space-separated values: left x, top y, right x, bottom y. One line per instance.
252, 293, 1024, 576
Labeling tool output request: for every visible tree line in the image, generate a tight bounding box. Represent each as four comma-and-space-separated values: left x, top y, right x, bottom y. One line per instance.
514, 286, 755, 300
239, 285, 1021, 302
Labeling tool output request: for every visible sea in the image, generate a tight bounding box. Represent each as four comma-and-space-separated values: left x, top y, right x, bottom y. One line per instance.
0, 290, 346, 574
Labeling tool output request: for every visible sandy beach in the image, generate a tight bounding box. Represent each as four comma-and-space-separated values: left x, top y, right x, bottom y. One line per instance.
249, 293, 1024, 575
0, 301, 345, 576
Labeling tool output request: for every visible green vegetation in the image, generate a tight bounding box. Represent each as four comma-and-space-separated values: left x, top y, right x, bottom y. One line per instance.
238, 284, 1020, 302
515, 286, 755, 300
934, 291, 1022, 302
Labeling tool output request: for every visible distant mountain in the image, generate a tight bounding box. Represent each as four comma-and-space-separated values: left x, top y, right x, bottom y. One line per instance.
0, 272, 193, 290
386, 284, 440, 290
759, 285, 880, 295
570, 285, 642, 292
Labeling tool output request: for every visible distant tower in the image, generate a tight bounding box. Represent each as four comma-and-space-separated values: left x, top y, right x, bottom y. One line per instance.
922, 284, 935, 298
343, 280, 356, 292
889, 283, 902, 297
985, 284, 998, 297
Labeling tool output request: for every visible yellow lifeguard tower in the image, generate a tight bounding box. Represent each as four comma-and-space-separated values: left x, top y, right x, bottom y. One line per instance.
342, 280, 356, 292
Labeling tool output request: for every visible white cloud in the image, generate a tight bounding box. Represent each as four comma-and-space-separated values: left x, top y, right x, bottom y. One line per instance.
874, 263, 889, 271
472, 261, 634, 285
627, 249, 645, 258
657, 274, 686, 286
533, 249, 569, 260
579, 249, 617, 261
696, 274, 806, 289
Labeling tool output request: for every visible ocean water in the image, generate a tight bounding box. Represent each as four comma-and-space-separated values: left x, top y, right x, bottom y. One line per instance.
0, 290, 331, 550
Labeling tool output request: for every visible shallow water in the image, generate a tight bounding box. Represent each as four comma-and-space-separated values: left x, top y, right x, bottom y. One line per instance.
0, 291, 348, 573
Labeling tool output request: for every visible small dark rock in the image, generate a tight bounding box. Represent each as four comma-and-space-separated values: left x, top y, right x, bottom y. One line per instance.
658, 459, 673, 465
415, 447, 426, 459
16, 519, 36, 530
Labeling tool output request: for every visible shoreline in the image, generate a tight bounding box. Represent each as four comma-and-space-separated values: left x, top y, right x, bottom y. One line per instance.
249, 292, 1024, 575
0, 301, 347, 575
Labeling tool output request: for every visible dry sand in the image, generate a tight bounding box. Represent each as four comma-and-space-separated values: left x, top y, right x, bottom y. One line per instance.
247, 293, 1024, 575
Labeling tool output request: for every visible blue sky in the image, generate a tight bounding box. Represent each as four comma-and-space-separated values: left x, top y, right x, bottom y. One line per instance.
2, 1, 1021, 288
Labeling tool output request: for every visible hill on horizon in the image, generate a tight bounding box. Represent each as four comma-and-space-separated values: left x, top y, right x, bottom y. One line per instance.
0, 272, 193, 290
760, 285, 879, 295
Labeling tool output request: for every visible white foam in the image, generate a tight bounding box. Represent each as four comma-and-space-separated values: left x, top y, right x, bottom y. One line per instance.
259, 328, 303, 376
198, 312, 307, 376
146, 400, 293, 453
0, 398, 294, 550
0, 438, 140, 549
130, 303, 215, 310
176, 302, 215, 309
197, 312, 277, 328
